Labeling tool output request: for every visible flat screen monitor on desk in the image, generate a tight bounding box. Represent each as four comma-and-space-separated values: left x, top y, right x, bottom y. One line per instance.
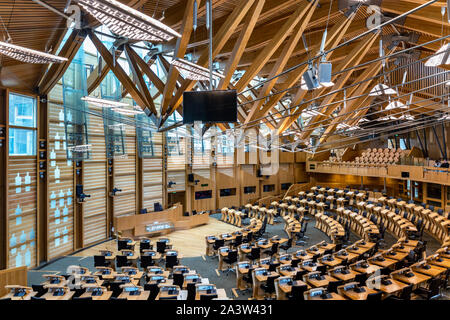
166, 250, 177, 256
197, 285, 215, 294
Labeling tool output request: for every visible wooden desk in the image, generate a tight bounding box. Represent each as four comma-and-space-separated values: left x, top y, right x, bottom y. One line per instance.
156, 285, 180, 300
392, 271, 430, 287
80, 287, 113, 301
369, 256, 397, 268
1, 286, 36, 300
339, 286, 377, 300
351, 263, 381, 275
308, 292, 346, 300
412, 264, 447, 277
305, 274, 337, 288
118, 290, 150, 300
330, 269, 358, 282
368, 278, 408, 297
42, 290, 74, 300
427, 256, 450, 269
383, 250, 409, 261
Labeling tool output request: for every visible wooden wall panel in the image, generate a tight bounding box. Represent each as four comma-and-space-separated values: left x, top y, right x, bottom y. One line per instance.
47, 96, 75, 261
83, 163, 107, 246
7, 157, 37, 268
167, 170, 185, 192
142, 158, 163, 211
0, 267, 27, 297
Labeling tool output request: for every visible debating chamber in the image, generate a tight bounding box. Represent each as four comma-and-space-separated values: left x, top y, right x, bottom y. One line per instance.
0, 0, 450, 308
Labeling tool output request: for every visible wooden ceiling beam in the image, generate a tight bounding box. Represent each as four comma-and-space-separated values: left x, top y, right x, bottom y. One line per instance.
37, 29, 86, 95
124, 44, 157, 115
161, 0, 198, 115
124, 47, 165, 95
243, 0, 318, 125
217, 0, 266, 90
250, 13, 357, 133
300, 32, 381, 140
234, 1, 319, 93
163, 0, 257, 121
88, 30, 153, 115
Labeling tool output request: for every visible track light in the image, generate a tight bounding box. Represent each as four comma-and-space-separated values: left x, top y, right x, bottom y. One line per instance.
318, 62, 334, 87
0, 41, 68, 64
424, 43, 450, 67
74, 0, 181, 42
171, 57, 224, 81
369, 83, 397, 96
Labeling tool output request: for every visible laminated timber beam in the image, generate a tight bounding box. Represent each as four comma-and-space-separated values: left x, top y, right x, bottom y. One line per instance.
251, 13, 357, 133
243, 0, 318, 125
124, 45, 157, 115
161, 0, 256, 122
217, 0, 266, 90
37, 29, 86, 95
161, 0, 198, 115
299, 32, 381, 140
88, 30, 154, 116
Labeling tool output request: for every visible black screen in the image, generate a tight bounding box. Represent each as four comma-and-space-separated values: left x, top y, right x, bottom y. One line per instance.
183, 90, 237, 124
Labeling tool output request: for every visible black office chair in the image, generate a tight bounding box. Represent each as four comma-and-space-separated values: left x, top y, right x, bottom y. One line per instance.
280, 238, 293, 253
263, 243, 279, 257
366, 291, 383, 301
316, 265, 327, 275
414, 278, 442, 300
165, 254, 179, 270
354, 272, 368, 286
173, 273, 184, 288
213, 239, 225, 256
94, 255, 108, 268
260, 275, 278, 299
232, 235, 243, 248
140, 255, 155, 269
243, 232, 253, 243
140, 241, 152, 252
295, 221, 308, 246
288, 283, 307, 300
116, 255, 132, 269
200, 294, 218, 300
327, 280, 343, 293
156, 241, 167, 254
246, 247, 261, 262
294, 269, 308, 281
186, 282, 196, 301
73, 288, 86, 298
108, 282, 124, 298
117, 240, 131, 251
387, 284, 413, 300
223, 250, 238, 275
144, 283, 159, 301
32, 284, 48, 297
268, 261, 280, 272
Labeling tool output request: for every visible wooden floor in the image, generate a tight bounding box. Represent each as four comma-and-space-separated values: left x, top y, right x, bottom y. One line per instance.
73, 218, 241, 258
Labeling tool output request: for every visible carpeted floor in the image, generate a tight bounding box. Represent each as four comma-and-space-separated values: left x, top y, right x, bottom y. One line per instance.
28, 212, 447, 300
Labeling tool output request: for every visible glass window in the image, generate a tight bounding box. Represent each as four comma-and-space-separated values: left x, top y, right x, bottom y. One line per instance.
9, 93, 36, 128
9, 128, 36, 156
9, 93, 37, 156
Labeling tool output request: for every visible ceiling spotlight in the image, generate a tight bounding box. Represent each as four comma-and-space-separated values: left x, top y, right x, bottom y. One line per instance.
74, 0, 181, 42
302, 64, 321, 90
0, 41, 68, 64
81, 96, 130, 108
171, 57, 224, 81
424, 43, 450, 67
318, 62, 334, 87
398, 114, 414, 121
369, 83, 397, 96
385, 100, 407, 110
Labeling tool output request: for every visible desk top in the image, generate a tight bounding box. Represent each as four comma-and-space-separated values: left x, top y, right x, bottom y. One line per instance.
80, 291, 113, 300
42, 291, 75, 301
393, 271, 430, 286
308, 292, 346, 301
340, 286, 377, 300
118, 290, 150, 300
